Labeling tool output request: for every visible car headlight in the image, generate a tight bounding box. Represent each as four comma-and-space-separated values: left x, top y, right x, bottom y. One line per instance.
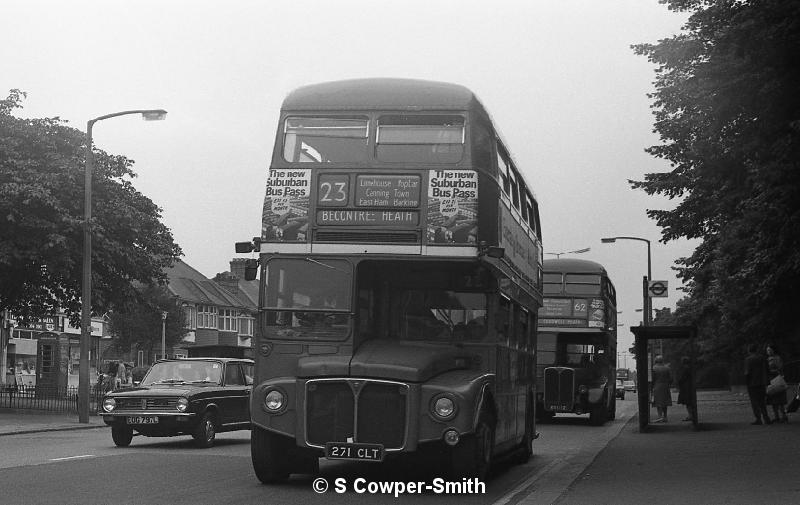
176, 397, 189, 412
102, 397, 116, 412
432, 396, 456, 419
264, 389, 285, 412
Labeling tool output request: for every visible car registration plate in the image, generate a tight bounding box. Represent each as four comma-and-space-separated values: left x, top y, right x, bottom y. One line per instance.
325, 442, 384, 462
126, 416, 158, 424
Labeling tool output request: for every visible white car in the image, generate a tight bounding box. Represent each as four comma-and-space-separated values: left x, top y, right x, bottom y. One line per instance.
623, 380, 637, 392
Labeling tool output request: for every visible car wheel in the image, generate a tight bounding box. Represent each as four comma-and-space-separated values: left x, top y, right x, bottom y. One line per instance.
251, 425, 291, 483
450, 411, 494, 480
111, 425, 133, 447
192, 412, 216, 448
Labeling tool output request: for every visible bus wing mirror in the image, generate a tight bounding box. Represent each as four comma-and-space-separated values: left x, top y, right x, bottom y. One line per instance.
235, 241, 254, 253
235, 237, 263, 254
244, 259, 259, 281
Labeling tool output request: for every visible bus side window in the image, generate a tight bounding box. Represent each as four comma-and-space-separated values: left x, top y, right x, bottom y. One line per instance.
497, 143, 511, 195
508, 167, 520, 209
518, 181, 529, 223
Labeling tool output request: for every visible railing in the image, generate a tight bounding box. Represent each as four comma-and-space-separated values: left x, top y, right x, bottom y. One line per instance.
0, 383, 106, 414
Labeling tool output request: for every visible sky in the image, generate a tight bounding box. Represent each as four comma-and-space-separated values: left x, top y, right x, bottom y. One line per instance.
3, 0, 695, 362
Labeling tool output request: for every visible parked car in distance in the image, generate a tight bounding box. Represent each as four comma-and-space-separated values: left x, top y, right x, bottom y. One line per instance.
100, 357, 254, 448
623, 380, 637, 393
615, 380, 625, 400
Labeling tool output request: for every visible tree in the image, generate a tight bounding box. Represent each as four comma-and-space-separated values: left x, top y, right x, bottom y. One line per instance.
106, 284, 186, 360
0, 90, 182, 326
631, 1, 800, 355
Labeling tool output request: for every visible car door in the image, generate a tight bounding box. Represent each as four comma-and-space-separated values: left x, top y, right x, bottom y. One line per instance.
222, 362, 249, 425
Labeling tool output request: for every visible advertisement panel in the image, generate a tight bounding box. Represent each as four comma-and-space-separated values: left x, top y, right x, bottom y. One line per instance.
498, 204, 538, 284
262, 168, 311, 242
426, 169, 478, 244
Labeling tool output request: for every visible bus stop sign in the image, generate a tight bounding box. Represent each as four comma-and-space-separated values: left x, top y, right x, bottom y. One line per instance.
648, 280, 668, 298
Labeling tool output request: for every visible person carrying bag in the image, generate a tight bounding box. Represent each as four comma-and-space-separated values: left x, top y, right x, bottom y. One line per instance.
765, 344, 789, 423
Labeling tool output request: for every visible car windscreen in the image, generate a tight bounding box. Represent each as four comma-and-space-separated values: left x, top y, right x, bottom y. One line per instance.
140, 361, 222, 386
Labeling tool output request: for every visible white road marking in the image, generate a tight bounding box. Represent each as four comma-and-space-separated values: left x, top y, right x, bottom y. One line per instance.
49, 455, 95, 462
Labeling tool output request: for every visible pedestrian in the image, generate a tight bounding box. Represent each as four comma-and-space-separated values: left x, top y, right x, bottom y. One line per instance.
651, 355, 673, 423
744, 343, 772, 425
115, 360, 127, 390
765, 344, 788, 423
677, 356, 695, 422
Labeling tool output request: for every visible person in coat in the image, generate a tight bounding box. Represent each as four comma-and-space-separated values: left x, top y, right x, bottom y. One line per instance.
744, 343, 772, 425
677, 356, 694, 422
651, 355, 673, 423
765, 344, 788, 423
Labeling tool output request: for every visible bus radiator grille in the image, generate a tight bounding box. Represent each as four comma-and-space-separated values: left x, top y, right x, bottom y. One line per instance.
543, 367, 575, 411
306, 379, 408, 449
356, 382, 406, 448
306, 382, 354, 445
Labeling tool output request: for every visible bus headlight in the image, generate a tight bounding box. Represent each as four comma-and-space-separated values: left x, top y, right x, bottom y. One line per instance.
176, 397, 189, 412
264, 389, 285, 412
432, 395, 456, 419
102, 398, 116, 412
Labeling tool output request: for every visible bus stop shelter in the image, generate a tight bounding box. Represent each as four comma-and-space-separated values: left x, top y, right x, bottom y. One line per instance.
629, 325, 698, 432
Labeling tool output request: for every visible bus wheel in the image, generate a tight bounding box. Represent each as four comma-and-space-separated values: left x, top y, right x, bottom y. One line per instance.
589, 401, 607, 426
111, 425, 133, 447
251, 425, 290, 484
451, 412, 494, 480
536, 406, 555, 423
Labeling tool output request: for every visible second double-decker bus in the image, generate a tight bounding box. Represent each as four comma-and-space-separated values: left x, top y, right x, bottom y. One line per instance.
236, 78, 543, 483
535, 258, 617, 425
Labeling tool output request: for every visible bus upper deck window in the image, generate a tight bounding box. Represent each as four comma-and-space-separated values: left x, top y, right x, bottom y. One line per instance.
376, 115, 464, 163
565, 274, 601, 295
283, 117, 369, 163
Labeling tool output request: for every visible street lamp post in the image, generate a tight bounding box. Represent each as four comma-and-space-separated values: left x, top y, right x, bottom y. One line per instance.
161, 311, 168, 360
600, 236, 652, 325
79, 109, 167, 424
545, 247, 591, 259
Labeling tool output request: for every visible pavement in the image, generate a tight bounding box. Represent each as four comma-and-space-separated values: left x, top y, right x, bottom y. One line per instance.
554, 388, 800, 505
0, 409, 105, 436
2, 389, 799, 504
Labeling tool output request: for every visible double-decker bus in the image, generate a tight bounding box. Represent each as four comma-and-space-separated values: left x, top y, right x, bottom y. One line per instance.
235, 78, 543, 483
535, 258, 617, 425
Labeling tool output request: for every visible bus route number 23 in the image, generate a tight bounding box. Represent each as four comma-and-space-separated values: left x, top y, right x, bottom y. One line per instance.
318, 176, 349, 205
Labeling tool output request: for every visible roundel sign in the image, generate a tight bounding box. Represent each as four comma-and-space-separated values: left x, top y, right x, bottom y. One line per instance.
648, 280, 669, 298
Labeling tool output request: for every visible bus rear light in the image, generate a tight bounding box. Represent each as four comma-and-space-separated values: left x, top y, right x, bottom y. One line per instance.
443, 429, 460, 446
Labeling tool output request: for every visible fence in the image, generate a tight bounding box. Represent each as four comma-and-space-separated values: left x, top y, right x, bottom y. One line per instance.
0, 383, 105, 414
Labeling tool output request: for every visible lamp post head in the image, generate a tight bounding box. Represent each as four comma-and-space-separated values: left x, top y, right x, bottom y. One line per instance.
142, 110, 168, 121
600, 237, 616, 243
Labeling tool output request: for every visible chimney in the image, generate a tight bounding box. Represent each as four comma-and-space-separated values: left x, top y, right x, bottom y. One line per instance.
214, 271, 240, 296
230, 258, 247, 281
